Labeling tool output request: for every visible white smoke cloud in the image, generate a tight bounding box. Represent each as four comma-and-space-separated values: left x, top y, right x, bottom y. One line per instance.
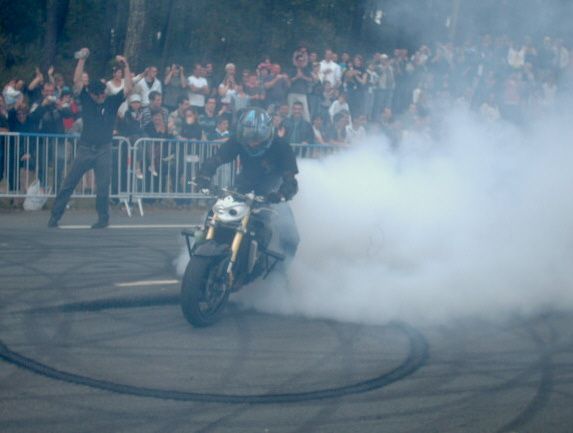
234, 107, 573, 325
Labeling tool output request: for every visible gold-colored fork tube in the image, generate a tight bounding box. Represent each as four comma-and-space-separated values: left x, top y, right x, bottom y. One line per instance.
230, 214, 250, 264
206, 215, 217, 240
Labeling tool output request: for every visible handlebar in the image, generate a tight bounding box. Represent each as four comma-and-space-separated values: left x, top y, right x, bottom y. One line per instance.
189, 181, 267, 204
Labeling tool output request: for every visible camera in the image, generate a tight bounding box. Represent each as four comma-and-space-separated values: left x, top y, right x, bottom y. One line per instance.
74, 48, 90, 60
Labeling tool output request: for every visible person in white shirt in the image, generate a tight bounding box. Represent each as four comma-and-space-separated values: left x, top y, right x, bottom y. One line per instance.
507, 42, 526, 69
329, 92, 350, 122
2, 79, 24, 108
555, 39, 570, 71
187, 64, 209, 109
480, 94, 501, 122
133, 66, 162, 106
319, 49, 342, 88
106, 65, 125, 95
345, 114, 366, 143
218, 63, 237, 105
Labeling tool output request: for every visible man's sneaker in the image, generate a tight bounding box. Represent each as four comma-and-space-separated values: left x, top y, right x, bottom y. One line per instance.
91, 220, 109, 229
47, 217, 59, 228
162, 153, 175, 162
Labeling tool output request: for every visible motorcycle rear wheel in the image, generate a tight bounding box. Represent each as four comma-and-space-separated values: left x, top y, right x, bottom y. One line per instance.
180, 256, 230, 327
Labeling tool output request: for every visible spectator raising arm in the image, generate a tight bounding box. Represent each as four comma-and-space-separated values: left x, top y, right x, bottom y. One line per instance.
73, 48, 90, 93
28, 67, 44, 92
115, 55, 133, 97
47, 65, 55, 85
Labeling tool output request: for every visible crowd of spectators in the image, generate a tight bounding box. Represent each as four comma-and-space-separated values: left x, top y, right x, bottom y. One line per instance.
0, 34, 571, 193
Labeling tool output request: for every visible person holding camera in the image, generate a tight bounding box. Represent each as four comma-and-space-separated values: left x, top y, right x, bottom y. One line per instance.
27, 81, 66, 188
218, 63, 237, 105
263, 64, 290, 110
163, 64, 186, 111
29, 82, 64, 134
48, 48, 133, 229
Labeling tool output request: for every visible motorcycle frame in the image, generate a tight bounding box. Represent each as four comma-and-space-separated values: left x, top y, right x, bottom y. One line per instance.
181, 195, 285, 290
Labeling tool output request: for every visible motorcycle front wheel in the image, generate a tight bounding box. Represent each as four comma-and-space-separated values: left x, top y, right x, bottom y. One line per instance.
180, 256, 230, 327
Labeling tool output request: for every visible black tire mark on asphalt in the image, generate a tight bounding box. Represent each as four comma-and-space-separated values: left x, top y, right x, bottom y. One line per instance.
0, 321, 428, 404
187, 322, 362, 432
213, 312, 252, 390
191, 405, 252, 433
287, 322, 361, 433
310, 318, 555, 433
35, 294, 181, 313
380, 316, 559, 433
495, 317, 556, 433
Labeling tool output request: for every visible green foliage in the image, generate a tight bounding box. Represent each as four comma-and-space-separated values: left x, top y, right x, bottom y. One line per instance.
0, 0, 44, 77
0, 0, 44, 44
0, 0, 444, 85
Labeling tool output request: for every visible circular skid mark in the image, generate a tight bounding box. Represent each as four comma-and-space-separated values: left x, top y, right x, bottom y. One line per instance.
29, 294, 181, 314
0, 322, 428, 404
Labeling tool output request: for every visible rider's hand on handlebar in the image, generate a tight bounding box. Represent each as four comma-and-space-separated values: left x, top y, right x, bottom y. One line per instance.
193, 175, 211, 191
265, 192, 284, 204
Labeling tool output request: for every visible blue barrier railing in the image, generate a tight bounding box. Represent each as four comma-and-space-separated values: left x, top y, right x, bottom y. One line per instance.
1, 132, 344, 214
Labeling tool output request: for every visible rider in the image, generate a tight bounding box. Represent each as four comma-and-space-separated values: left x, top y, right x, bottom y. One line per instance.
195, 107, 300, 256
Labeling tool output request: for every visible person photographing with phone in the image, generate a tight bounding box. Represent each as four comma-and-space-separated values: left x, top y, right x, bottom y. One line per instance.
48, 48, 133, 229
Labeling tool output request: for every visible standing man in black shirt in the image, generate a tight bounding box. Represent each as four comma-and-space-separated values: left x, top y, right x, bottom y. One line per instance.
48, 48, 132, 228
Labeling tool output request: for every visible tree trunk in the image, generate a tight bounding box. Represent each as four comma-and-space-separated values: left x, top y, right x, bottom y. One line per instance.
350, 0, 367, 51
449, 0, 461, 42
160, 0, 194, 68
124, 0, 148, 71
159, 0, 177, 68
42, 0, 69, 69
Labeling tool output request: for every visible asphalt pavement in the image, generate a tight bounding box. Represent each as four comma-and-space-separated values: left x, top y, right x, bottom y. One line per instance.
1, 208, 572, 432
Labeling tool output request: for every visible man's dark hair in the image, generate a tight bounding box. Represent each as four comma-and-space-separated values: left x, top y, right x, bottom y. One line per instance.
177, 95, 189, 106
149, 91, 162, 102
88, 81, 106, 95
292, 101, 304, 108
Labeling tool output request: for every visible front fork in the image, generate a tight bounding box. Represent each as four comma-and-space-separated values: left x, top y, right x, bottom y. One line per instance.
206, 213, 251, 287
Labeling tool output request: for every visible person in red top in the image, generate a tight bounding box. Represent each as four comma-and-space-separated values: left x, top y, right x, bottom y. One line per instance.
59, 87, 80, 132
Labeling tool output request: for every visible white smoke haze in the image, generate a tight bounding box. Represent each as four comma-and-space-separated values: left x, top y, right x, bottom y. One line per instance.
233, 107, 573, 325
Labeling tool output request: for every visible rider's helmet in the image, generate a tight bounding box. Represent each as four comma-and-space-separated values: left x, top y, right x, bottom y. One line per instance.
235, 107, 274, 157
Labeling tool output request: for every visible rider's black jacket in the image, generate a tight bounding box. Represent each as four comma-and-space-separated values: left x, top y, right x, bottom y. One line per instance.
199, 135, 299, 199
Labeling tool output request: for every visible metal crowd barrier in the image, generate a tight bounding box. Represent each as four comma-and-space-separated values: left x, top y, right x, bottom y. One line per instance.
129, 138, 235, 215
130, 138, 232, 197
128, 139, 345, 215
291, 143, 344, 158
1, 132, 344, 216
0, 132, 132, 213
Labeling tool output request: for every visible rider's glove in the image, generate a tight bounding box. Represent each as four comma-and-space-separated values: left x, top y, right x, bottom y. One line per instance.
266, 192, 283, 204
194, 175, 211, 190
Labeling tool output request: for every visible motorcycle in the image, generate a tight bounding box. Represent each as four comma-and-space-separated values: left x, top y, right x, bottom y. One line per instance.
180, 187, 285, 327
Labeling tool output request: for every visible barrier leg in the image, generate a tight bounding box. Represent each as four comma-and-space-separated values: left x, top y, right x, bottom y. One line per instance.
121, 198, 132, 217
136, 197, 144, 217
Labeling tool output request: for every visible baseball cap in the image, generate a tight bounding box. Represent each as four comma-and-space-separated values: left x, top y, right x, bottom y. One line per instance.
128, 93, 142, 103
